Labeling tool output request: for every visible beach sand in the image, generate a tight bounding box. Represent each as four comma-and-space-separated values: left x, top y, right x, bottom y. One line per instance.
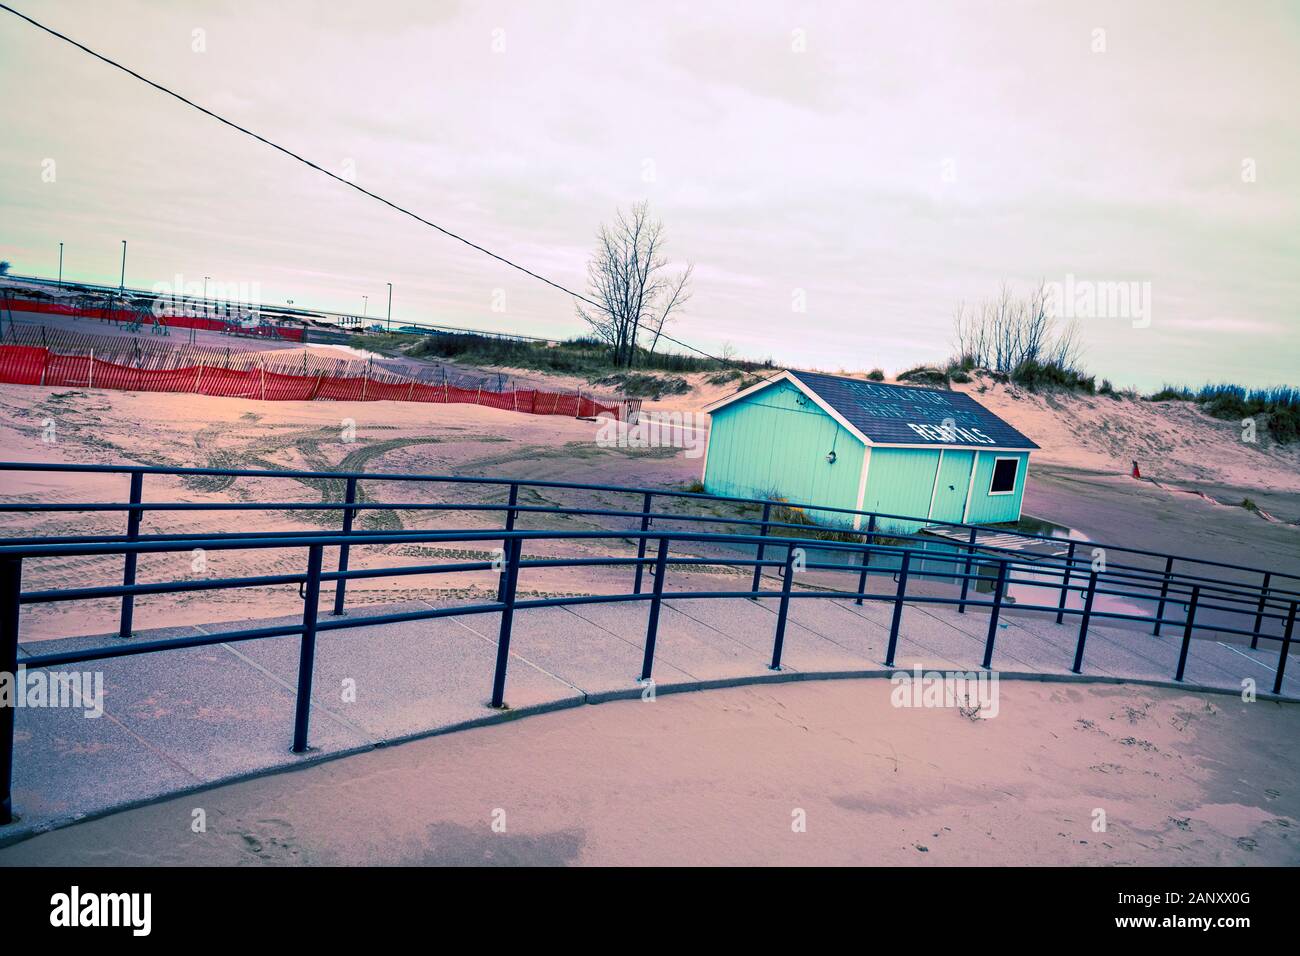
1, 359, 1297, 639
1, 678, 1295, 866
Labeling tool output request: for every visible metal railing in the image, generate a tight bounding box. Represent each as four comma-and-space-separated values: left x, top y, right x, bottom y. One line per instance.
1, 461, 1298, 826
1, 460, 1296, 631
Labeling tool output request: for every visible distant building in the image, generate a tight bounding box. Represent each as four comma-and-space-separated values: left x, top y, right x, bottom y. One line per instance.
701, 370, 1038, 533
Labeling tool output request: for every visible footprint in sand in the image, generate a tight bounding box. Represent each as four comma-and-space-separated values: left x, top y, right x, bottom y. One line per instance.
234, 818, 304, 863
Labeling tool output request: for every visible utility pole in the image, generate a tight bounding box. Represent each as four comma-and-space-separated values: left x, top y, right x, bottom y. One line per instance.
119, 240, 127, 292
386, 282, 393, 331
58, 242, 63, 288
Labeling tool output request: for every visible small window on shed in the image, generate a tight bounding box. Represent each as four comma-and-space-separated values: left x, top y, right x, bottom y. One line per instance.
989, 457, 1018, 495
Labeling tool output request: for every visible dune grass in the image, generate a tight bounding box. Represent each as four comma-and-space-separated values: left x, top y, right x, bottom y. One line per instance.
1148, 383, 1299, 443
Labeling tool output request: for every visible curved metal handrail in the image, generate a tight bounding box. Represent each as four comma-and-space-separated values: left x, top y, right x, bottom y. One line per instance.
1, 459, 1296, 590
2, 516, 1297, 825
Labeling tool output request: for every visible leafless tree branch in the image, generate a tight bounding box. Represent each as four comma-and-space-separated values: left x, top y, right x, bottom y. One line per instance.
578, 202, 692, 368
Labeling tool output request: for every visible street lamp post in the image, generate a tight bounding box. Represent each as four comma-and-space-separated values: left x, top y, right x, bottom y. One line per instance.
58, 242, 63, 288
386, 282, 393, 331
105, 239, 126, 322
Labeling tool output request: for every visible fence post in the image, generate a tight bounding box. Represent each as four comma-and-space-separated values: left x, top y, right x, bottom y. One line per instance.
495, 483, 519, 603
640, 537, 670, 682
1072, 570, 1099, 674
0, 558, 21, 824
632, 492, 653, 595
1272, 601, 1297, 696
855, 515, 876, 605
291, 545, 324, 754
1251, 572, 1271, 650
884, 551, 911, 668
1055, 540, 1076, 625
958, 525, 978, 613
332, 476, 358, 615
982, 559, 1007, 669
750, 501, 772, 598
1153, 555, 1175, 636
118, 471, 144, 638
490, 537, 521, 709
1175, 585, 1201, 682
770, 545, 796, 670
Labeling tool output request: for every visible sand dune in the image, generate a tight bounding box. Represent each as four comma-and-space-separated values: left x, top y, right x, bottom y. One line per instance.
950, 375, 1300, 494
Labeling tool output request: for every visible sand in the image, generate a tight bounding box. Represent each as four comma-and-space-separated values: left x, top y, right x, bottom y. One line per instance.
2, 353, 1298, 640
656, 368, 1300, 498
2, 333, 1298, 868
1, 678, 1295, 866
0, 380, 706, 639
1, 325, 1296, 628
950, 374, 1300, 497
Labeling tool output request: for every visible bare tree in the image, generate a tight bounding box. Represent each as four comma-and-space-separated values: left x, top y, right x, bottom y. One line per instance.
646, 264, 693, 357
577, 202, 693, 368
953, 280, 1082, 374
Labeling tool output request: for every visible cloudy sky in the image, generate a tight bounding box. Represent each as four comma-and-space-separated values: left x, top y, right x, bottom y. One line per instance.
1, 0, 1297, 390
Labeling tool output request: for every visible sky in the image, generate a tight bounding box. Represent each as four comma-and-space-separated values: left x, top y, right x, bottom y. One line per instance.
1, 0, 1297, 391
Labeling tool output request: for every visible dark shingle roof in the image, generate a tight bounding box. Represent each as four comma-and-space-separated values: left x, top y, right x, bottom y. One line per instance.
787, 370, 1038, 450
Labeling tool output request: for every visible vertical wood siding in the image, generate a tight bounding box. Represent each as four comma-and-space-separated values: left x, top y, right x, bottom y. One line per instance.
703, 381, 865, 525
704, 381, 1031, 532
963, 451, 1029, 524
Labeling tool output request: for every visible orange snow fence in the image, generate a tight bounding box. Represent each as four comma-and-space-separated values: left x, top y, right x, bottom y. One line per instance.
0, 345, 630, 421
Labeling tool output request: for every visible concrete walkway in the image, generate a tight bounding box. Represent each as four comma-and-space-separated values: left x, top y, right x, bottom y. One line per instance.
4, 591, 1297, 845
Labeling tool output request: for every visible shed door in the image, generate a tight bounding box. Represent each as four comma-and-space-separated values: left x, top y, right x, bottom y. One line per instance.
929, 450, 974, 524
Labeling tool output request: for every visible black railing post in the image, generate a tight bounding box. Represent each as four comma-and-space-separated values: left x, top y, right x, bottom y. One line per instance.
982, 559, 1007, 669
884, 551, 911, 668
1072, 569, 1099, 674
769, 545, 797, 670
291, 544, 324, 754
332, 476, 358, 615
495, 482, 519, 603
632, 492, 653, 595
118, 471, 143, 638
1251, 572, 1271, 650
1272, 601, 1297, 696
1153, 555, 1175, 636
1174, 585, 1201, 682
640, 537, 669, 682
855, 515, 876, 605
490, 537, 522, 709
1055, 540, 1076, 625
0, 558, 22, 825
750, 501, 772, 598
958, 525, 978, 613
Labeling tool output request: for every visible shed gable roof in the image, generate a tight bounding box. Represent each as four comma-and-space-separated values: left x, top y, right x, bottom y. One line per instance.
705, 370, 1038, 450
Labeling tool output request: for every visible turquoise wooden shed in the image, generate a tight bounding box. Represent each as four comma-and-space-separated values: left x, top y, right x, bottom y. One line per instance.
701, 370, 1039, 534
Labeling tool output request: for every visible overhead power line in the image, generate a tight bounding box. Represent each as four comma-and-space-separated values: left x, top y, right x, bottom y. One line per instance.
0, 2, 746, 370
